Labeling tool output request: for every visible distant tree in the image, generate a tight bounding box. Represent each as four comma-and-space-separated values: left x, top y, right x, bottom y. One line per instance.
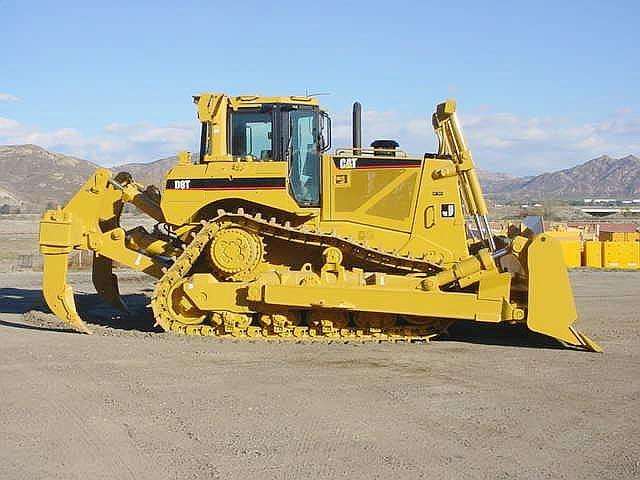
0, 204, 21, 214
543, 199, 562, 221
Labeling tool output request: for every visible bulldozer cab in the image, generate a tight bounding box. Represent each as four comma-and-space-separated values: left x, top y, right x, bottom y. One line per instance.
195, 94, 329, 208
190, 94, 466, 248
177, 94, 477, 266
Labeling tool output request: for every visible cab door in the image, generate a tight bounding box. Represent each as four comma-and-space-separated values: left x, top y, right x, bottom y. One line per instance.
286, 107, 321, 207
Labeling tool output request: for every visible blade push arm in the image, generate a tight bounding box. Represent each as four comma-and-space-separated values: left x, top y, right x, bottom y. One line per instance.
432, 100, 496, 250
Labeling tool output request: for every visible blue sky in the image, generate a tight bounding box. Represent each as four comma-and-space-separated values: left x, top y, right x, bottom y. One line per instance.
1, 0, 638, 174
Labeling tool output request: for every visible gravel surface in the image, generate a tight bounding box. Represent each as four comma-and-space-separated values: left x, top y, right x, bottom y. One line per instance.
0, 269, 638, 480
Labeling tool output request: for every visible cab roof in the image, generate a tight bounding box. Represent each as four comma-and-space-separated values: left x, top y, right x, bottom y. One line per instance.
194, 93, 320, 109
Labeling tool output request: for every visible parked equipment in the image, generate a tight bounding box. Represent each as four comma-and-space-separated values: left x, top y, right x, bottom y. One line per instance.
39, 94, 601, 351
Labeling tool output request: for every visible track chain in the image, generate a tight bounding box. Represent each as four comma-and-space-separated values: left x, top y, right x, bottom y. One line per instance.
150, 210, 448, 342
229, 210, 443, 274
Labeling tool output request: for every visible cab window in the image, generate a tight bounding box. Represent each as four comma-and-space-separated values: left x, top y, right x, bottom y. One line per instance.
231, 111, 273, 160
289, 109, 320, 206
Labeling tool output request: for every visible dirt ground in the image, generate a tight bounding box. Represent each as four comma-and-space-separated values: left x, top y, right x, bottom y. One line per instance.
0, 214, 639, 479
0, 270, 638, 480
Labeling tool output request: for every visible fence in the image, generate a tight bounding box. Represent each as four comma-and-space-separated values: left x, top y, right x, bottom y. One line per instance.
13, 251, 93, 272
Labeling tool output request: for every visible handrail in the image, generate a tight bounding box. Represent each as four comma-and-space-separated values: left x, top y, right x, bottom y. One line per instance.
335, 147, 410, 158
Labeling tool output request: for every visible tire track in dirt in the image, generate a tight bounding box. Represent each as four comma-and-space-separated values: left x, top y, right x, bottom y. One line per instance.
16, 362, 161, 480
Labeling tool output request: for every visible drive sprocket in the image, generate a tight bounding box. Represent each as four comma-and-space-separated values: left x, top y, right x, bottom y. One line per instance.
207, 226, 264, 281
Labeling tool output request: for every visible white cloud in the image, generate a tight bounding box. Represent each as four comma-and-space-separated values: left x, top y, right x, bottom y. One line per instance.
0, 107, 638, 174
460, 108, 640, 174
0, 117, 21, 131
0, 93, 20, 102
0, 117, 199, 166
331, 107, 640, 175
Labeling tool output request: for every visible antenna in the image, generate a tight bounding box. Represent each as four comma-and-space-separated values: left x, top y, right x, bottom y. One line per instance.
304, 89, 332, 98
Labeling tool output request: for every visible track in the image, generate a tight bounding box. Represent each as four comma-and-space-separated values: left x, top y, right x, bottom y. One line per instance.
215, 208, 443, 273
151, 209, 449, 342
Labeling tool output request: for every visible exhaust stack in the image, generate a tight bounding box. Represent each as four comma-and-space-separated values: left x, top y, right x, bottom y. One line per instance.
352, 101, 362, 154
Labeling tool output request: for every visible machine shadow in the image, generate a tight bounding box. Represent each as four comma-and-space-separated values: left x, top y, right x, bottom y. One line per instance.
0, 287, 78, 333
437, 320, 566, 350
0, 287, 569, 349
76, 293, 161, 332
0, 287, 47, 315
0, 288, 160, 333
0, 288, 567, 349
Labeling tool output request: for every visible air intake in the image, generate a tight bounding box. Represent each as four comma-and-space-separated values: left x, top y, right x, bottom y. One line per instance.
371, 139, 399, 156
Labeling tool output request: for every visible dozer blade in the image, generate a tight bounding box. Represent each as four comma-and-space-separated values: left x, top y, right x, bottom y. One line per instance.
92, 254, 129, 313
42, 253, 92, 334
526, 234, 602, 352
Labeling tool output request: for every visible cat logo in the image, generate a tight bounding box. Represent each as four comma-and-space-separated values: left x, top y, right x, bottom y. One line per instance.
339, 157, 358, 169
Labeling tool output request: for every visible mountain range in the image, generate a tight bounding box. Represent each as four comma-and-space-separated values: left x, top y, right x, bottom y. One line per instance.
0, 145, 185, 209
479, 155, 640, 199
0, 144, 638, 210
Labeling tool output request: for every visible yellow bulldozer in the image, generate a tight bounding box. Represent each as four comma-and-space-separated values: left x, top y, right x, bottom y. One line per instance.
38, 93, 601, 351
